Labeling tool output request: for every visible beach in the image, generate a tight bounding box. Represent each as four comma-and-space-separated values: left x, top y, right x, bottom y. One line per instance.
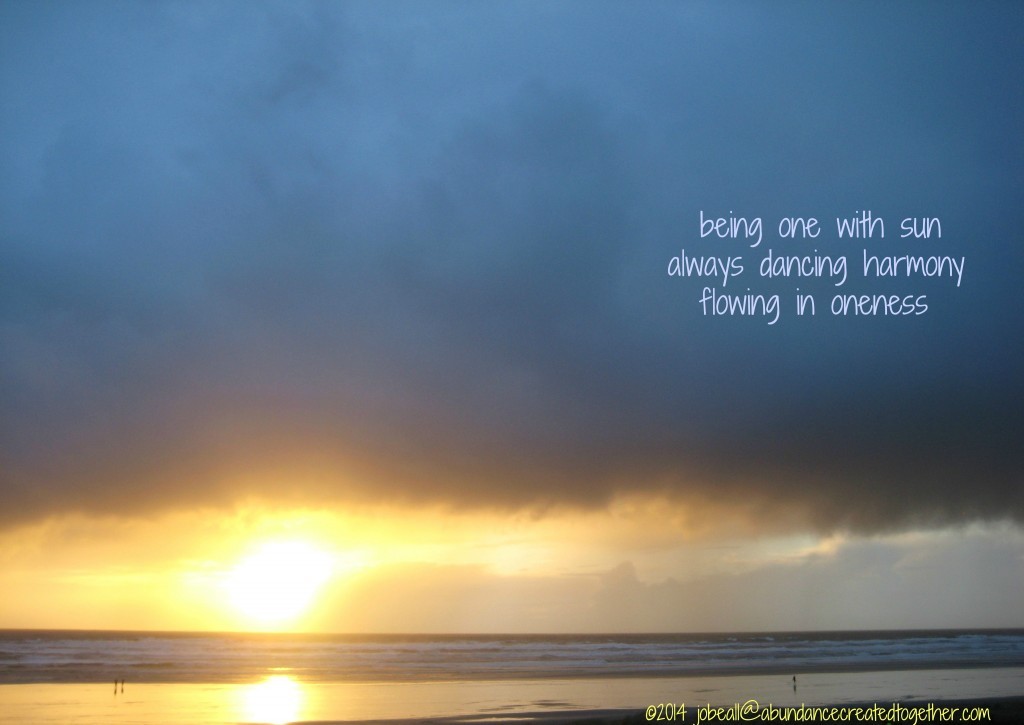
3, 2, 1023, 722
2, 667, 1023, 724
419, 699, 1024, 725
2, 631, 1022, 724
3, 685, 1022, 724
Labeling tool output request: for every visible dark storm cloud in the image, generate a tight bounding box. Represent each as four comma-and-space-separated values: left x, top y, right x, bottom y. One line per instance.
1, 2, 1022, 530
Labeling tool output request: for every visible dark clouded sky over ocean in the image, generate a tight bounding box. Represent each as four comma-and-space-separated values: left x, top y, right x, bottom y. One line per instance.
0, 2, 1022, 631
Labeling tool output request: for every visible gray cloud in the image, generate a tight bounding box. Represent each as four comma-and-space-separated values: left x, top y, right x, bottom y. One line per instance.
310, 529, 1024, 632
1, 2, 1022, 531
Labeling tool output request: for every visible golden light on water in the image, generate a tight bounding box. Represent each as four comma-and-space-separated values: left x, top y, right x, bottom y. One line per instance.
239, 675, 304, 725
224, 540, 334, 629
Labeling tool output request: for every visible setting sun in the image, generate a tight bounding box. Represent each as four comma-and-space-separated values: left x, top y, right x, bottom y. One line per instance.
224, 540, 334, 628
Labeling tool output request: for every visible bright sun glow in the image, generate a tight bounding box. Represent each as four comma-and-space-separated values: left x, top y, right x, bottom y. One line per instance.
239, 675, 304, 725
225, 540, 334, 628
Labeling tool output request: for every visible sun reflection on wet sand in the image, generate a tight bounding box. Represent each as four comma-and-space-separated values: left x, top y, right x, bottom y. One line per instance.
2, 667, 1024, 724
238, 675, 304, 725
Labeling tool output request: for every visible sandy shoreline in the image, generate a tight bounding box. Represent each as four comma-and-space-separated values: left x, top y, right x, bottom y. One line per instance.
5, 659, 1024, 686
308, 697, 1024, 724
3, 671, 1022, 724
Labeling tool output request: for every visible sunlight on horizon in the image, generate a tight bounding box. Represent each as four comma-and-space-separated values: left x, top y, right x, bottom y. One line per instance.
223, 540, 335, 629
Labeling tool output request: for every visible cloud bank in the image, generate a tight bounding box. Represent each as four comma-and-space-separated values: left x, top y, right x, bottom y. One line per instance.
1, 2, 1022, 532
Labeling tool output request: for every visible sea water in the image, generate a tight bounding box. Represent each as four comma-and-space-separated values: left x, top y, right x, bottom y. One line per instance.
1, 630, 1022, 723
3, 629, 1022, 684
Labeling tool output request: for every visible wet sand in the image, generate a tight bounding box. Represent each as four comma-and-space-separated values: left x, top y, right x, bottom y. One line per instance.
326, 697, 1024, 724
2, 671, 1022, 724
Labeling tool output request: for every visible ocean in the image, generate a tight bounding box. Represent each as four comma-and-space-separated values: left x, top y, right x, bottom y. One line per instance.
3, 629, 1024, 684
1, 630, 1022, 723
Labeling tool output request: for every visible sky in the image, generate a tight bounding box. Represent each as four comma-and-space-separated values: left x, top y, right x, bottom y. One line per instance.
0, 1, 1022, 633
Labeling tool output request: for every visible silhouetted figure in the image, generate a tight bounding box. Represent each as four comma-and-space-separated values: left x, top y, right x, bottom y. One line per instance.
792, 675, 797, 692
114, 680, 117, 695
120, 679, 124, 693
